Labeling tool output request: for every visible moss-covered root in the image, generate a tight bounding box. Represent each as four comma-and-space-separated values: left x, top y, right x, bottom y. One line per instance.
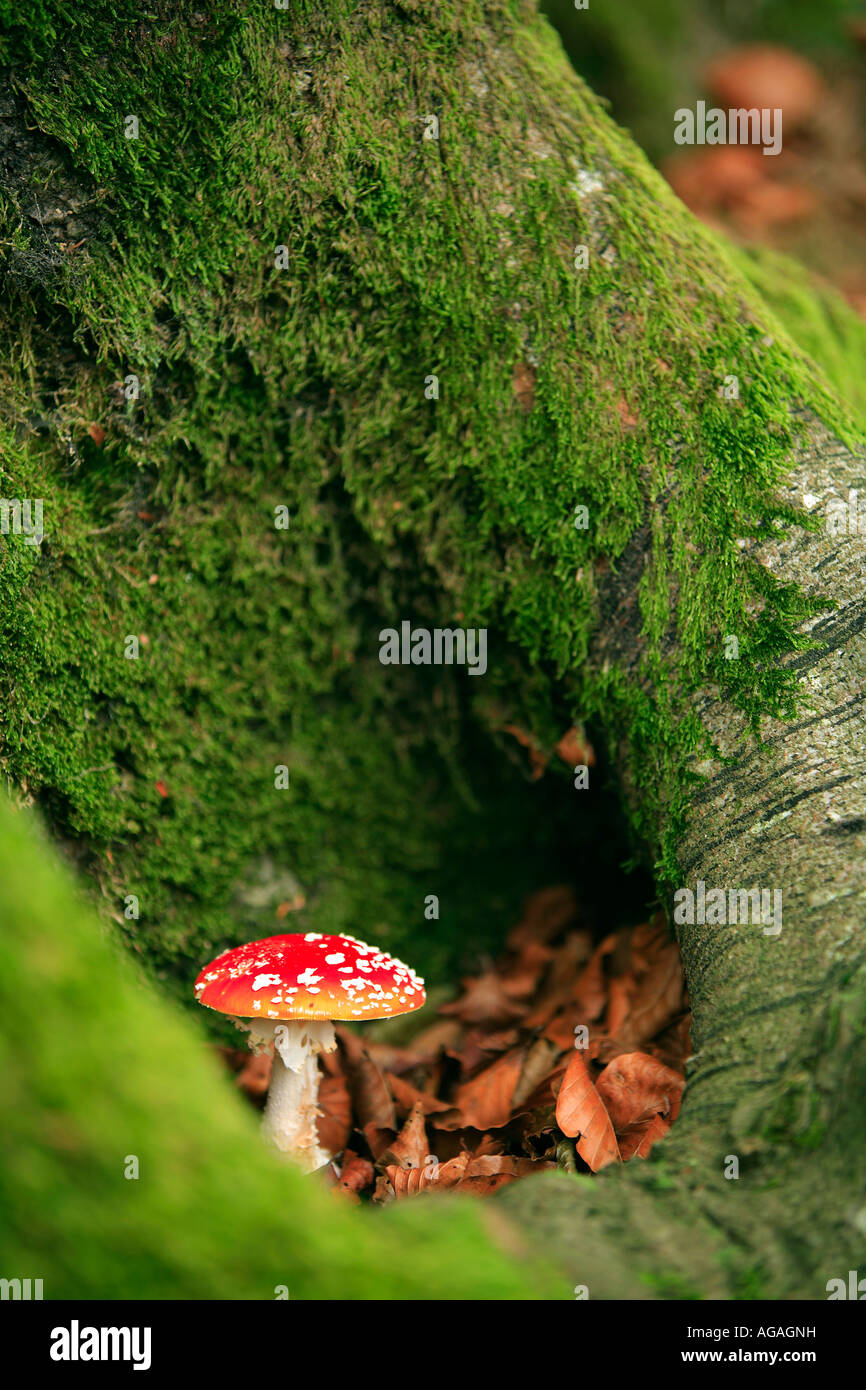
502, 416, 866, 1297
1, 0, 864, 1000
0, 793, 562, 1300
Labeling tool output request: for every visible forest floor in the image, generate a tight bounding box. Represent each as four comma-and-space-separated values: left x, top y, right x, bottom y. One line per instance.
216, 883, 691, 1203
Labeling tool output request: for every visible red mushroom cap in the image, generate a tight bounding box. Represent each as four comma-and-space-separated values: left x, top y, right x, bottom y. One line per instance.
194, 932, 426, 1022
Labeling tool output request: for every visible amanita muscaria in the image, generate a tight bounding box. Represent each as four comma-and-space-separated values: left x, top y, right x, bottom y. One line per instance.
195, 932, 426, 1173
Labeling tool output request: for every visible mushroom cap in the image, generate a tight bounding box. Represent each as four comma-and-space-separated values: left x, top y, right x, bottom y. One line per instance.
194, 932, 426, 1022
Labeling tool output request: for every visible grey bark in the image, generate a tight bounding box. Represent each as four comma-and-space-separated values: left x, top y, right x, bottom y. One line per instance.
501, 410, 866, 1299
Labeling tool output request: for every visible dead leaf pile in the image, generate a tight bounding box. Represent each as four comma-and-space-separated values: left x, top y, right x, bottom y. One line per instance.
216, 886, 690, 1203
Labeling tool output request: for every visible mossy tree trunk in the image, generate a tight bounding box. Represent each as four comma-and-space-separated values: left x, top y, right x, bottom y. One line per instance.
1, 0, 865, 1298
502, 414, 866, 1298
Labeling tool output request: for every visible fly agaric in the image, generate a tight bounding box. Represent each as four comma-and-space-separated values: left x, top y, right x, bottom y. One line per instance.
195, 932, 425, 1173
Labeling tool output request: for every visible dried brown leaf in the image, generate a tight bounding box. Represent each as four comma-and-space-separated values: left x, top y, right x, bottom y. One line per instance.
506, 885, 579, 951
604, 975, 633, 1037
618, 1113, 671, 1160
615, 942, 683, 1048
386, 1152, 470, 1197
457, 1153, 552, 1195
554, 1051, 621, 1171
338, 1150, 375, 1195
235, 1051, 271, 1098
404, 1018, 462, 1056
316, 1072, 352, 1156
595, 1051, 685, 1130
522, 931, 594, 1029
384, 1102, 430, 1170
512, 1037, 561, 1109
386, 1072, 454, 1116
339, 1028, 396, 1130
454, 1047, 525, 1129
440, 971, 527, 1027
571, 933, 617, 1021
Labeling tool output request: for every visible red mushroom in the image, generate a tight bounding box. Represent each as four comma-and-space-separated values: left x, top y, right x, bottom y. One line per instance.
195, 932, 426, 1172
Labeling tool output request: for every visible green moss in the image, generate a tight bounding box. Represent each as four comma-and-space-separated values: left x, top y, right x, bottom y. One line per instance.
0, 0, 863, 1009
730, 243, 866, 434
638, 1270, 703, 1300
0, 791, 562, 1298
730, 1264, 768, 1300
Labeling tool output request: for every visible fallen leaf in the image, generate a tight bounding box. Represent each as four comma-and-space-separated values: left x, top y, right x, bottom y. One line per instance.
372, 1173, 396, 1205
512, 1037, 561, 1109
649, 1013, 692, 1073
386, 1152, 470, 1197
386, 1073, 455, 1116
384, 1102, 430, 1170
316, 1072, 353, 1156
362, 1120, 396, 1160
513, 1057, 568, 1114
517, 1100, 562, 1150
471, 1133, 507, 1158
522, 931, 594, 1029
401, 1018, 462, 1057
618, 1113, 671, 1160
595, 1051, 685, 1130
555, 1051, 621, 1171
614, 938, 683, 1047
571, 932, 617, 1020
604, 975, 633, 1037
454, 1047, 525, 1129
338, 1029, 396, 1131
506, 884, 580, 951
543, 1008, 586, 1051
459, 1154, 550, 1195
477, 1027, 522, 1052
366, 1040, 433, 1075
440, 971, 527, 1026
235, 1051, 271, 1098
338, 1150, 374, 1195
499, 941, 553, 998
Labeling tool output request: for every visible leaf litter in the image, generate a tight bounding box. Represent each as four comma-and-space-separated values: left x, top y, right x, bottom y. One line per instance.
216, 885, 690, 1202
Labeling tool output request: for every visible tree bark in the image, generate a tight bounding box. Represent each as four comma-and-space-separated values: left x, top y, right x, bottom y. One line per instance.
501, 409, 866, 1298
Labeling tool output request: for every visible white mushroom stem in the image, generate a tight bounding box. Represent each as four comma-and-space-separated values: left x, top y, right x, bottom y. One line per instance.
244, 1018, 337, 1174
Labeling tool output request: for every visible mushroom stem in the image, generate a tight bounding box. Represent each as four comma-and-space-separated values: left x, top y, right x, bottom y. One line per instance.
250, 1019, 337, 1173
